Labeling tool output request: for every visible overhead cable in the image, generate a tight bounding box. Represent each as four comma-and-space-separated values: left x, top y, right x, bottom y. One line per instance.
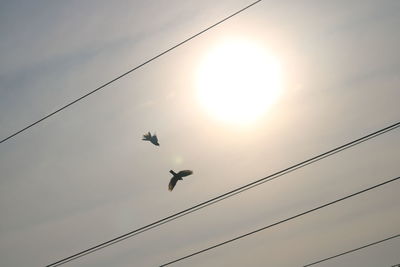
0, 0, 263, 145
303, 233, 400, 266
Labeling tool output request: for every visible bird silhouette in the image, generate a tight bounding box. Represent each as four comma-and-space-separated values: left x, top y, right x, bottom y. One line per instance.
142, 132, 159, 146
168, 170, 193, 191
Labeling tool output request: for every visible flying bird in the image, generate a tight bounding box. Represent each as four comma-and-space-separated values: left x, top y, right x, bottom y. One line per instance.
142, 132, 159, 146
168, 170, 193, 191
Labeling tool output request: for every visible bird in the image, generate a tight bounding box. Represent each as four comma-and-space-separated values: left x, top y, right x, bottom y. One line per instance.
142, 132, 159, 146
168, 170, 193, 191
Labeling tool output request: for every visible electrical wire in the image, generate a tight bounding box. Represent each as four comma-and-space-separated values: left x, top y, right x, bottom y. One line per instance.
46, 121, 400, 266
0, 0, 263, 145
303, 233, 400, 266
160, 176, 400, 266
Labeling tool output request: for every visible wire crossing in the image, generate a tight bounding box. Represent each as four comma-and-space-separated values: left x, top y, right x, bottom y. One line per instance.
160, 176, 400, 266
304, 233, 400, 266
0, 0, 262, 145
46, 121, 400, 267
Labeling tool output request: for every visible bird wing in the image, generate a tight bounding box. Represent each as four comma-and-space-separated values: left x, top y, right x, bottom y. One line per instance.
177, 170, 193, 177
142, 132, 151, 140
168, 177, 178, 191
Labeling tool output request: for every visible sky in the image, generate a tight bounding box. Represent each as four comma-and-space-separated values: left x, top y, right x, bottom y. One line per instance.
0, 0, 399, 266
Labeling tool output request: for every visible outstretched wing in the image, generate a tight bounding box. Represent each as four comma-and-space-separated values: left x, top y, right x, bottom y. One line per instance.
177, 170, 193, 177
168, 177, 178, 191
142, 132, 151, 140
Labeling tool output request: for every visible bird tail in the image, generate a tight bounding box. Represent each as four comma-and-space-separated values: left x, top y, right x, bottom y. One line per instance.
169, 170, 177, 176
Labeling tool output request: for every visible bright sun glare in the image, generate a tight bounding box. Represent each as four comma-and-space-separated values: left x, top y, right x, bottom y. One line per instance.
196, 40, 283, 125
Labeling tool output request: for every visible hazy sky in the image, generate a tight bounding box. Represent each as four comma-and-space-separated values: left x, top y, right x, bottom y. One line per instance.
0, 0, 399, 266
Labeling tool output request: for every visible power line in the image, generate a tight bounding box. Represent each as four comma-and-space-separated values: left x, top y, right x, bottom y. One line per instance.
0, 0, 263, 145
303, 233, 400, 266
160, 175, 400, 266
46, 121, 400, 266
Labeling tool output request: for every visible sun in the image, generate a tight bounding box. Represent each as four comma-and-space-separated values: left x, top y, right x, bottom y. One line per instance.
196, 40, 283, 125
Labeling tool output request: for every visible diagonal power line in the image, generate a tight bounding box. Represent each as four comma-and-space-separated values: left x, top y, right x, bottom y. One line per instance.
303, 233, 400, 266
0, 0, 263, 145
160, 176, 400, 266
46, 121, 400, 266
